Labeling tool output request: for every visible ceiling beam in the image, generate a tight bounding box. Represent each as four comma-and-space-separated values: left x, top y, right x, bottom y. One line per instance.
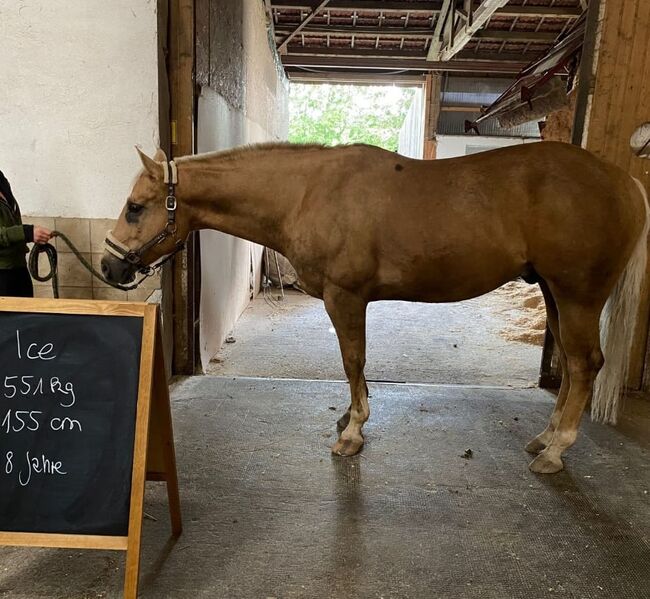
496, 5, 582, 17
281, 54, 527, 73
440, 0, 510, 61
473, 30, 558, 42
272, 1, 442, 12
285, 45, 539, 64
285, 47, 430, 58
427, 0, 453, 60
284, 70, 428, 84
277, 0, 330, 53
440, 105, 483, 112
270, 1, 582, 18
276, 25, 436, 36
275, 25, 560, 42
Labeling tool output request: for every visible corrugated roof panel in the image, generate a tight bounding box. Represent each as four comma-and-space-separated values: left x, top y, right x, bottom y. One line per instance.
442, 90, 503, 106
442, 76, 517, 94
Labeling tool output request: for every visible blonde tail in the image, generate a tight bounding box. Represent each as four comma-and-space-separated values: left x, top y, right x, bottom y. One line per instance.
592, 178, 650, 424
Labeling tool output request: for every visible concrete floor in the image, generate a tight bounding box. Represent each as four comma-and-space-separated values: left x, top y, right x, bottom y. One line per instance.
2, 377, 649, 599
208, 289, 542, 387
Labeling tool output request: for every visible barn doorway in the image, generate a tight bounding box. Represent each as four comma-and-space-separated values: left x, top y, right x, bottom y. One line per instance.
208, 81, 546, 388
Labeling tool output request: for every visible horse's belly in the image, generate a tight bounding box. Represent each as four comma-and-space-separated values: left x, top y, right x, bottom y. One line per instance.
372, 250, 525, 303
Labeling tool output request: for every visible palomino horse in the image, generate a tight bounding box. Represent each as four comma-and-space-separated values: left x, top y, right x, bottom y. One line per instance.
101, 142, 649, 474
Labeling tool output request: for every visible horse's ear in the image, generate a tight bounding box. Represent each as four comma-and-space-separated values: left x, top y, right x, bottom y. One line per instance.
153, 148, 168, 162
135, 146, 162, 179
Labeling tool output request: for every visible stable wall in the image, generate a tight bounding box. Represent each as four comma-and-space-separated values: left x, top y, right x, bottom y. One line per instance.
0, 1, 159, 219
196, 0, 288, 370
0, 0, 161, 301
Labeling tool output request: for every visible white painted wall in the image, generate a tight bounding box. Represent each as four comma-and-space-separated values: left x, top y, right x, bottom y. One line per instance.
436, 135, 538, 159
198, 0, 288, 370
0, 0, 159, 218
398, 89, 425, 159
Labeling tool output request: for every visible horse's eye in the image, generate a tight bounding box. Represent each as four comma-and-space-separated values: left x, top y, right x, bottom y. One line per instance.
127, 202, 144, 214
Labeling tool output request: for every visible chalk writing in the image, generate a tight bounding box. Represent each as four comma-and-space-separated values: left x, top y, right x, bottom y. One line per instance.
2, 330, 82, 485
15, 330, 57, 361
3, 375, 76, 407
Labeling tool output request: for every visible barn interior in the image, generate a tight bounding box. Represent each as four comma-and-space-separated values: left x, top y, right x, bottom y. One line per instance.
1, 1, 650, 598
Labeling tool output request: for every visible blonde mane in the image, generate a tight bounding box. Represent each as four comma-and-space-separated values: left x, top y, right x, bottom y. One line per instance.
174, 142, 333, 164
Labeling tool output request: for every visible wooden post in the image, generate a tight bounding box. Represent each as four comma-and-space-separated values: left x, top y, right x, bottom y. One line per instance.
169, 0, 200, 375
146, 328, 183, 537
423, 74, 441, 159
123, 305, 158, 599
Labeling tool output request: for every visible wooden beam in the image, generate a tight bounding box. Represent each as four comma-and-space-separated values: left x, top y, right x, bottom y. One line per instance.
440, 0, 510, 61
281, 54, 528, 73
285, 47, 429, 58
495, 5, 582, 18
440, 104, 482, 112
285, 45, 536, 64
572, 0, 602, 145
276, 24, 559, 43
271, 1, 582, 18
285, 70, 427, 84
272, 1, 442, 11
427, 0, 452, 60
169, 0, 197, 375
473, 30, 558, 42
277, 0, 330, 53
423, 73, 442, 158
276, 25, 438, 36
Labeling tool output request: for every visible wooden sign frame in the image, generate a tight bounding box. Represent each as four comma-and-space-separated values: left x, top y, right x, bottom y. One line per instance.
0, 298, 182, 599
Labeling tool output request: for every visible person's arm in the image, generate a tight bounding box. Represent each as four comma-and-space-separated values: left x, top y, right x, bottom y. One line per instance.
0, 171, 52, 246
0, 219, 49, 247
0, 222, 28, 248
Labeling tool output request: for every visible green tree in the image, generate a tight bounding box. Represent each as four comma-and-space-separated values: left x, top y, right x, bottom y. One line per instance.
288, 84, 417, 151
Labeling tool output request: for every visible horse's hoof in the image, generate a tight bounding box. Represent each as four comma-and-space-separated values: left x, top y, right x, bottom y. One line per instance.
331, 436, 363, 457
336, 411, 351, 432
525, 437, 547, 455
528, 451, 564, 474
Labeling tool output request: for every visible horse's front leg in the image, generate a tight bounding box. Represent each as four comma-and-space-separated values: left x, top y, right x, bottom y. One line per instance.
324, 285, 369, 456
336, 381, 370, 431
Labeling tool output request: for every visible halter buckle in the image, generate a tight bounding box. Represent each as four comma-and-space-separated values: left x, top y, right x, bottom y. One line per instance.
166, 195, 177, 211
124, 250, 142, 265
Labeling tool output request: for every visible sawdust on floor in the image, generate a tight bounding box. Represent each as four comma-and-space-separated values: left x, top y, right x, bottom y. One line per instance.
491, 281, 546, 346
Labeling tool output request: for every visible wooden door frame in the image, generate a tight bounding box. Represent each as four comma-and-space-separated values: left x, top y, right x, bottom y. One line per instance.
167, 0, 201, 375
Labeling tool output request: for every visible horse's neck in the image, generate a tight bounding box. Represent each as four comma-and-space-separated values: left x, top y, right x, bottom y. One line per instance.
179, 150, 304, 252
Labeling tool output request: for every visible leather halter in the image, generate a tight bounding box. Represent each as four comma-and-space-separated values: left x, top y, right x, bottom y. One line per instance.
104, 159, 185, 274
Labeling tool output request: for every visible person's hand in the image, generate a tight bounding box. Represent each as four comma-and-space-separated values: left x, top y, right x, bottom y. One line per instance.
33, 226, 52, 245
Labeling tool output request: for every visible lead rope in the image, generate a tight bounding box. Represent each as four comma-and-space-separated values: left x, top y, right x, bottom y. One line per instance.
28, 231, 153, 298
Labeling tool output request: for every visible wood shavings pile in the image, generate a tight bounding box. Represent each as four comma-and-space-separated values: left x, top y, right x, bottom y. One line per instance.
492, 281, 547, 346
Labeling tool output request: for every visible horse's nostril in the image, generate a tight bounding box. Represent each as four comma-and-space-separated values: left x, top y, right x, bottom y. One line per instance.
101, 260, 111, 278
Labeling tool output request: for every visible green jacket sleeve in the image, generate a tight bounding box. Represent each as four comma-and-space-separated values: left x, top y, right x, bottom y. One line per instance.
0, 223, 26, 248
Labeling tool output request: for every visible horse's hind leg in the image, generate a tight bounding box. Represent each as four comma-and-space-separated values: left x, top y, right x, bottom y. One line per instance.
525, 281, 569, 454
529, 296, 604, 474
324, 285, 369, 456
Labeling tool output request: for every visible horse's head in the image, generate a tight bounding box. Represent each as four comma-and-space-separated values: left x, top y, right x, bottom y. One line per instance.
101, 148, 189, 285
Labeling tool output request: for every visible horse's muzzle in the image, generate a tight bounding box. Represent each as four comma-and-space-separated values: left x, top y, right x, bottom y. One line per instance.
101, 252, 137, 285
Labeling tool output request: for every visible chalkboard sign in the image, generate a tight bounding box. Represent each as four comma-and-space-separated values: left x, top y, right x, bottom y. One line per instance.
0, 311, 143, 535
0, 298, 181, 599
